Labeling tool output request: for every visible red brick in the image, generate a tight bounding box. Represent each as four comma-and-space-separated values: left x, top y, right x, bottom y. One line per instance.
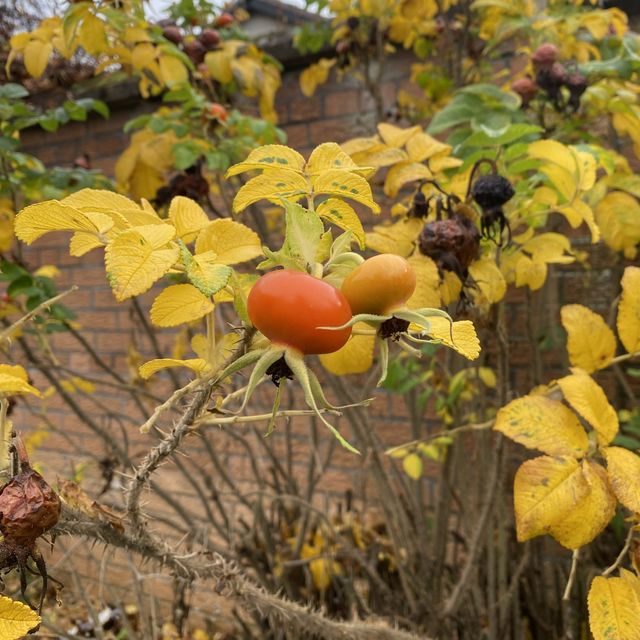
288, 96, 323, 121
309, 116, 359, 145
323, 89, 359, 117
282, 123, 309, 147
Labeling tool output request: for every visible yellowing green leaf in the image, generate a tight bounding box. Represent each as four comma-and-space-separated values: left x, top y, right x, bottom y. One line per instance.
549, 461, 616, 549
495, 396, 589, 457
139, 357, 208, 380
514, 455, 589, 542
150, 284, 214, 327
168, 196, 210, 243
232, 172, 308, 213
195, 219, 262, 264
15, 201, 112, 244
617, 266, 640, 354
588, 575, 640, 640
427, 318, 480, 360
561, 304, 616, 373
105, 225, 178, 301
405, 132, 452, 163
313, 170, 380, 212
316, 199, 365, 248
319, 324, 375, 375
406, 255, 440, 309
557, 372, 618, 446
403, 453, 423, 480
528, 140, 579, 200
0, 365, 40, 397
226, 145, 305, 177
186, 251, 233, 296
604, 446, 640, 513
469, 258, 506, 304
0, 594, 41, 638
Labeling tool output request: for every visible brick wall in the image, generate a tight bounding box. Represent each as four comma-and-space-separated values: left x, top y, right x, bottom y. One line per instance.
12, 56, 637, 628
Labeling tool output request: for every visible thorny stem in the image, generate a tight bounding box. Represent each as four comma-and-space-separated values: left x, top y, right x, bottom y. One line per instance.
0, 286, 77, 344
55, 507, 428, 640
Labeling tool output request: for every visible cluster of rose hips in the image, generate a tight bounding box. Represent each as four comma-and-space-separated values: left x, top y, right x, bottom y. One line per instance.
161, 12, 234, 66
413, 167, 515, 282
512, 43, 588, 113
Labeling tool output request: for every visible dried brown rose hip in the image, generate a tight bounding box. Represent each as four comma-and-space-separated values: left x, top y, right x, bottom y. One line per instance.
162, 25, 183, 45
511, 77, 538, 106
0, 438, 60, 545
532, 43, 558, 70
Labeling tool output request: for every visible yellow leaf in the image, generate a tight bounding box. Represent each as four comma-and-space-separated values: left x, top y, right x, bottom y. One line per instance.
150, 284, 214, 327
131, 42, 157, 70
365, 218, 423, 256
14, 201, 112, 244
557, 372, 618, 446
549, 461, 616, 550
313, 170, 380, 212
226, 145, 305, 177
139, 357, 208, 380
33, 265, 60, 279
232, 172, 308, 213
23, 39, 52, 77
604, 446, 640, 513
557, 200, 600, 243
105, 225, 178, 301
440, 271, 462, 305
61, 188, 140, 213
595, 193, 640, 259
168, 197, 210, 243
495, 396, 589, 457
384, 162, 432, 198
195, 219, 262, 264
69, 232, 104, 257
299, 58, 335, 97
561, 304, 616, 373
319, 324, 375, 375
377, 123, 421, 148
588, 575, 640, 640
0, 365, 40, 397
309, 557, 339, 591
77, 13, 107, 55
316, 199, 365, 248
469, 258, 506, 304
158, 54, 188, 87
406, 255, 440, 309
359, 146, 409, 168
405, 132, 452, 163
617, 266, 640, 354
528, 140, 579, 200
515, 255, 547, 290
305, 143, 373, 178
427, 318, 480, 360
514, 455, 589, 542
403, 453, 423, 480
0, 594, 41, 638
204, 48, 233, 83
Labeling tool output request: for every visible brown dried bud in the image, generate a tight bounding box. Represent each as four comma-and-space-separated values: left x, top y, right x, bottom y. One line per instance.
0, 439, 60, 545
532, 43, 558, 70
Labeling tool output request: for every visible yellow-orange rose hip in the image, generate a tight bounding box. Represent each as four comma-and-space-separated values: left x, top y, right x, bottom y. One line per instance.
341, 254, 416, 316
